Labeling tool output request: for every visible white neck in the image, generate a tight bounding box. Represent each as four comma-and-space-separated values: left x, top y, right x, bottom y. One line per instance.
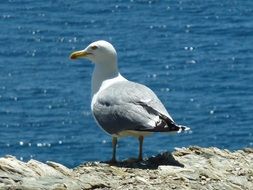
91, 62, 119, 96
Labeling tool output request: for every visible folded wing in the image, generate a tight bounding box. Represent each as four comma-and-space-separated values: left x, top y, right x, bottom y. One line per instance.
92, 81, 188, 135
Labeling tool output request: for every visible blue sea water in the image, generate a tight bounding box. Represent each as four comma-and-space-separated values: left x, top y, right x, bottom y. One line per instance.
0, 0, 252, 167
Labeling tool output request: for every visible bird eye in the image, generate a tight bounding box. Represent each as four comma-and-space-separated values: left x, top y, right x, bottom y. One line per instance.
91, 45, 98, 50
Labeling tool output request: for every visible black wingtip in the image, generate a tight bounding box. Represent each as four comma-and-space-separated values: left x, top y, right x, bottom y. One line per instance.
177, 125, 191, 133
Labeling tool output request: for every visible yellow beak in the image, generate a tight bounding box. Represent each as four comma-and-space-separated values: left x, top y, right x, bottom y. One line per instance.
69, 50, 91, 60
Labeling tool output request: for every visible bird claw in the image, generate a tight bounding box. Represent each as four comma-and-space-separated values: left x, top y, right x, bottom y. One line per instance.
125, 157, 142, 163
106, 159, 117, 165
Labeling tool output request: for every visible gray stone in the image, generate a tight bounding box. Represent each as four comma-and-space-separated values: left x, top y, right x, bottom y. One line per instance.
0, 147, 252, 189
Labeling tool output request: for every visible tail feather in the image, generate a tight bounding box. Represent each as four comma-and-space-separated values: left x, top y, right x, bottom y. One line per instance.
176, 125, 191, 133
138, 113, 190, 133
135, 101, 190, 133
159, 113, 190, 133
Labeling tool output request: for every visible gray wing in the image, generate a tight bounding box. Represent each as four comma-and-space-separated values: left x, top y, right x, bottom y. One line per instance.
93, 81, 180, 135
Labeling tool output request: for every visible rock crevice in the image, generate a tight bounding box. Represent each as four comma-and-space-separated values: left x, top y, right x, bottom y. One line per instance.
0, 146, 252, 189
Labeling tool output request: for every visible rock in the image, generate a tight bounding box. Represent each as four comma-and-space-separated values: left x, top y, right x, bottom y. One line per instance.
46, 161, 73, 176
0, 147, 252, 189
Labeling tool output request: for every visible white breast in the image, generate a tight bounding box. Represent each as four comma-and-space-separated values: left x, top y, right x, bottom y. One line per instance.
91, 74, 127, 111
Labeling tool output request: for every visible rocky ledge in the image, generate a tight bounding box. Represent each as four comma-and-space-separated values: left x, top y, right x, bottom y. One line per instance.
0, 146, 252, 190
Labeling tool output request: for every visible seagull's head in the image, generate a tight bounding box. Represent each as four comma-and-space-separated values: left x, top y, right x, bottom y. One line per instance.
70, 40, 117, 65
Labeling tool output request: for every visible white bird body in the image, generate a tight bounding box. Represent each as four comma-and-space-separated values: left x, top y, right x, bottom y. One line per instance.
70, 40, 189, 162
91, 73, 127, 111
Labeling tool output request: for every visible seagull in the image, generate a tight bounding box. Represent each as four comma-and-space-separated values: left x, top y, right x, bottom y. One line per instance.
70, 40, 189, 163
